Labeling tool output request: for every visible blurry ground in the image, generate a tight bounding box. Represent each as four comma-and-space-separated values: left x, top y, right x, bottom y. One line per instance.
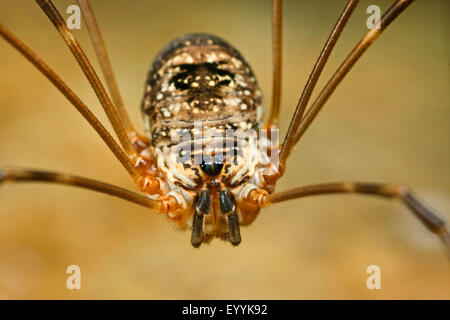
0, 0, 448, 299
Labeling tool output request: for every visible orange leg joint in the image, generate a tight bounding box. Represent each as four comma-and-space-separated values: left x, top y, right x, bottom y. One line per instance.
136, 175, 163, 195
244, 188, 270, 208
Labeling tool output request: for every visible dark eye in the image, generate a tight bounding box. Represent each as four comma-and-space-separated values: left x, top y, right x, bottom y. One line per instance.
200, 161, 224, 176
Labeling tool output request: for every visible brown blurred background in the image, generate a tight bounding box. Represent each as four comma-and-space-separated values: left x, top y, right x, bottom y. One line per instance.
0, 0, 448, 299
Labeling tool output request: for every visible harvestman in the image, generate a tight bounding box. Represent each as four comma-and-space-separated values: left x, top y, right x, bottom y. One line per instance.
0, 0, 448, 251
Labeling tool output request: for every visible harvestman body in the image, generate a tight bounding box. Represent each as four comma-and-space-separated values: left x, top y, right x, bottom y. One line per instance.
0, 0, 448, 253
140, 34, 273, 245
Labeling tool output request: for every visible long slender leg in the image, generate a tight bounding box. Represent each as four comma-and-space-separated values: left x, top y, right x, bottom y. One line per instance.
0, 167, 183, 214
278, 0, 359, 169
35, 0, 136, 157
1, 22, 166, 199
290, 0, 415, 149
266, 0, 283, 127
1, 3, 186, 213
0, 24, 137, 179
263, 182, 450, 251
77, 0, 137, 138
0, 167, 157, 210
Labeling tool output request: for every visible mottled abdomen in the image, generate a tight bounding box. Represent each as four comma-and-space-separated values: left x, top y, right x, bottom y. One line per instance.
139, 34, 269, 241
141, 33, 263, 146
